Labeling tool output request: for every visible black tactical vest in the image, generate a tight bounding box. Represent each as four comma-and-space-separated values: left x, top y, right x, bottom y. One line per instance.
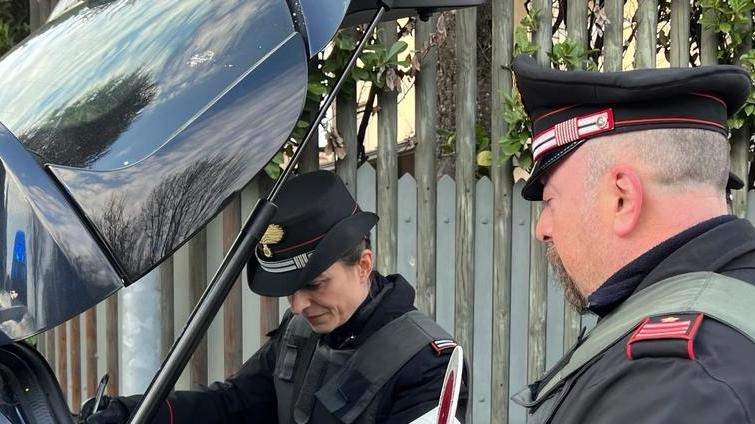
274, 310, 454, 424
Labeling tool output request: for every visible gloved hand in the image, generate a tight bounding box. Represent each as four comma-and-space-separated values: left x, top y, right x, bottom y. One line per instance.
79, 395, 130, 424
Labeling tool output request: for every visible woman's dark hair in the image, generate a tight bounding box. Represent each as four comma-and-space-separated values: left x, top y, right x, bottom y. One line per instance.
338, 237, 371, 266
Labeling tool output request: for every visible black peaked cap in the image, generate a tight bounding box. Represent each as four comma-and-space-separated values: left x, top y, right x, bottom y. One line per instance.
511, 55, 752, 200
248, 170, 378, 297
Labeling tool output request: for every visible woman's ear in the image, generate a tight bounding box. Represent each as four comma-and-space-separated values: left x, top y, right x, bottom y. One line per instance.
358, 249, 374, 282
610, 166, 643, 237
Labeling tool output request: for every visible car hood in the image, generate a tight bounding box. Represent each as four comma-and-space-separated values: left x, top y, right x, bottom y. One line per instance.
0, 0, 352, 344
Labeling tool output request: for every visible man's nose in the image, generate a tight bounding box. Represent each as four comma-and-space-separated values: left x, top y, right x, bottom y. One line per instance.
288, 291, 310, 314
535, 209, 552, 242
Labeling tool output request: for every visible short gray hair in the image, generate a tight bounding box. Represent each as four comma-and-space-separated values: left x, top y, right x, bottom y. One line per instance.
583, 128, 730, 192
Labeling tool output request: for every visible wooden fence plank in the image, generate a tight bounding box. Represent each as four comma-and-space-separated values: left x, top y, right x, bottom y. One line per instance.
205, 214, 225, 383
732, 135, 752, 218
604, 0, 624, 72
335, 41, 358, 195
731, 10, 753, 217
160, 258, 175, 359
534, 0, 552, 64
85, 307, 97, 398
509, 182, 531, 424
188, 229, 208, 387
491, 0, 515, 421
700, 4, 717, 66
528, 0, 552, 386
29, 0, 41, 31
415, 16, 439, 318
106, 296, 118, 396
397, 174, 417, 286
527, 205, 548, 380
56, 324, 68, 402
69, 317, 81, 412
38, 0, 51, 25
566, 0, 587, 50
435, 175, 456, 334
455, 8, 477, 384
239, 180, 264, 354
747, 191, 755, 223
45, 329, 55, 376
670, 0, 690, 68
377, 22, 399, 275
635, 0, 658, 69
473, 178, 494, 424
357, 164, 377, 245
223, 196, 243, 377
299, 127, 320, 173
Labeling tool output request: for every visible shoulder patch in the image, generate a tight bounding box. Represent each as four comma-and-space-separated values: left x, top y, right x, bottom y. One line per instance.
431, 339, 458, 356
626, 313, 705, 361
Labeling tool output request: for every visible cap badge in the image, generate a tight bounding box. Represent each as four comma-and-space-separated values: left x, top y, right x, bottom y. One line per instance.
260, 224, 284, 258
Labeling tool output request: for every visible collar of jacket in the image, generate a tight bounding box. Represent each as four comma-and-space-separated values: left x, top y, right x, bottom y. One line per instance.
587, 215, 738, 317
322, 272, 416, 349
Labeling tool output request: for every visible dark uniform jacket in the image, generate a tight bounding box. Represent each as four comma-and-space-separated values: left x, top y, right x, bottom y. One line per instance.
124, 272, 466, 424
531, 216, 755, 423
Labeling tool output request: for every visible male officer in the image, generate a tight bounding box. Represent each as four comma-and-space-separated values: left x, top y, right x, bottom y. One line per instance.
82, 170, 466, 423
510, 55, 755, 423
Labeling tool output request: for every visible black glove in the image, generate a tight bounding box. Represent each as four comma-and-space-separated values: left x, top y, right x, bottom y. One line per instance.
79, 395, 130, 424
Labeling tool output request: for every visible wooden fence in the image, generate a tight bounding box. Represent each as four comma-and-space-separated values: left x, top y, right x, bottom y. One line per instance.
26, 0, 755, 423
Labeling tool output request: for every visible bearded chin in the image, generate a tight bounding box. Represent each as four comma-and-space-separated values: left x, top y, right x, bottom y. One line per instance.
545, 243, 589, 314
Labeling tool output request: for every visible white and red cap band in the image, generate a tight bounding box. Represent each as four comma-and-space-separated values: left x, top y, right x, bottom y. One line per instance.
531, 108, 615, 162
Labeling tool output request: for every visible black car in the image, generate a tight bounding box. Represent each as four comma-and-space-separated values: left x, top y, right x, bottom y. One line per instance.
0, 0, 481, 422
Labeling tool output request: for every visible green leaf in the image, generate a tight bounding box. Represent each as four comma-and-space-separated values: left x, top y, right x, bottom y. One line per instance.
517, 152, 533, 172
264, 161, 281, 180
477, 150, 493, 167
397, 58, 412, 67
501, 140, 523, 157
351, 67, 371, 81
335, 33, 355, 50
386, 41, 408, 63
728, 116, 745, 130
307, 82, 327, 96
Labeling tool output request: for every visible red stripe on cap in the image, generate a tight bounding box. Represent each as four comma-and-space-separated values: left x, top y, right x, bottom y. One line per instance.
533, 104, 579, 123
270, 203, 360, 255
616, 117, 726, 130
272, 234, 326, 254
691, 92, 726, 107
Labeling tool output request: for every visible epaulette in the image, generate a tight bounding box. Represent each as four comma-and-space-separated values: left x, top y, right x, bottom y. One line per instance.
626, 313, 705, 360
430, 339, 458, 356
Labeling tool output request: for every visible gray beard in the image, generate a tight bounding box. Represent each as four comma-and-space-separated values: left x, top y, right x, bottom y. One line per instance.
546, 242, 589, 314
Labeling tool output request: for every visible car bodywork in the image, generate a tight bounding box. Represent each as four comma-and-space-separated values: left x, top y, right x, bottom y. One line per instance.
0, 0, 483, 422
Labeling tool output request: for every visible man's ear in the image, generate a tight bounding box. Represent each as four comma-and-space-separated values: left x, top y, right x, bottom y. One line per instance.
359, 249, 374, 282
610, 166, 643, 237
